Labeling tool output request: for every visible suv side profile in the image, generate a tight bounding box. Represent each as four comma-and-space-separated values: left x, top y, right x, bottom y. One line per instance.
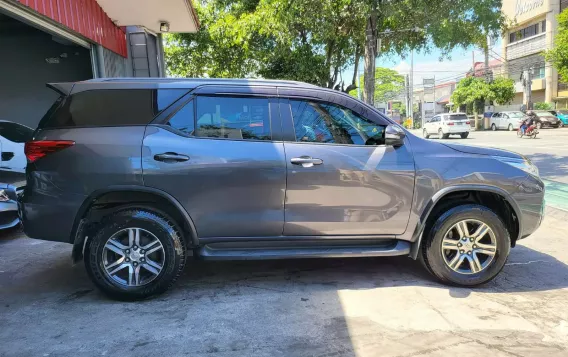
20, 79, 544, 300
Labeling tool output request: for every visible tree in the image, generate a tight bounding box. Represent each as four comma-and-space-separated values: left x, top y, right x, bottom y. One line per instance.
451, 76, 514, 128
545, 9, 568, 82
361, 0, 506, 105
165, 0, 367, 89
349, 67, 405, 104
534, 102, 554, 110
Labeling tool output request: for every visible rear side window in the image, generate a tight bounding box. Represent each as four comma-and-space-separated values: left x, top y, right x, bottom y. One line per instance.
40, 89, 187, 129
195, 96, 271, 140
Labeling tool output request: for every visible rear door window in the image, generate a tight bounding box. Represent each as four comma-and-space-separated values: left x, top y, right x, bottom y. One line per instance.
195, 96, 271, 140
39, 89, 187, 129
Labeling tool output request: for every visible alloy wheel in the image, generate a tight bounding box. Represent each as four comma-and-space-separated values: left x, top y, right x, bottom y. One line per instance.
102, 228, 165, 287
441, 219, 497, 275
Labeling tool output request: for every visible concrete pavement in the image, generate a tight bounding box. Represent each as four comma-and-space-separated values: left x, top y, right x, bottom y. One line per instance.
1, 207, 568, 356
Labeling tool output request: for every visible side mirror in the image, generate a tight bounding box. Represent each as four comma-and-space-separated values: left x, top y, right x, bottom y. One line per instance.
385, 124, 406, 147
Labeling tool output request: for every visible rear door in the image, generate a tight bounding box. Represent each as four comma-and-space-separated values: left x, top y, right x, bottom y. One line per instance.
142, 86, 287, 238
278, 88, 415, 236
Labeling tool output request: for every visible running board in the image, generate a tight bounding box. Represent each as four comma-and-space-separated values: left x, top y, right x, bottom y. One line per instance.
196, 240, 411, 260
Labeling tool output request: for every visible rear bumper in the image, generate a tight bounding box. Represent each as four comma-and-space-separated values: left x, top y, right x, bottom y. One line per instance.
443, 126, 470, 134
0, 201, 19, 230
19, 188, 85, 243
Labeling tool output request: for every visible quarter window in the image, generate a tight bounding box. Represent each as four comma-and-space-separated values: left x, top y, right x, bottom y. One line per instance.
167, 100, 195, 135
195, 96, 271, 140
290, 100, 385, 145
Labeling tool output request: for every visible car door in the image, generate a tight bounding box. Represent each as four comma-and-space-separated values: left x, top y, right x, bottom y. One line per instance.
142, 86, 287, 238
501, 114, 509, 129
427, 115, 438, 134
490, 113, 499, 128
278, 89, 415, 236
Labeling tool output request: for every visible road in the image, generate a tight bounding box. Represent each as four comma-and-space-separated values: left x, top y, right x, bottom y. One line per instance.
1, 129, 568, 357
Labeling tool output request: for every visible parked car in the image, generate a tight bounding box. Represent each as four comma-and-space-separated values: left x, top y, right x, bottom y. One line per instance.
423, 112, 470, 139
528, 110, 561, 129
20, 79, 544, 300
548, 110, 568, 127
0, 170, 25, 230
489, 111, 526, 131
0, 120, 33, 172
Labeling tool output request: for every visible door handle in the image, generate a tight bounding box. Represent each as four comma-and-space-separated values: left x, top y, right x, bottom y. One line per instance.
154, 152, 190, 163
290, 156, 323, 168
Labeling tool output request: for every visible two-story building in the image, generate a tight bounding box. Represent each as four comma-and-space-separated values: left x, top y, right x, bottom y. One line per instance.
501, 0, 567, 108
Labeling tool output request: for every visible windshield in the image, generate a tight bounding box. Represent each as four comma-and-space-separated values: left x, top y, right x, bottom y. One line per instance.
447, 114, 467, 121
534, 111, 555, 117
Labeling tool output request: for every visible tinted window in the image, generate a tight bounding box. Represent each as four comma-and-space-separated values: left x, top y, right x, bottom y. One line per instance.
290, 100, 385, 145
195, 96, 271, 140
448, 114, 468, 121
41, 89, 187, 128
0, 122, 33, 143
167, 100, 195, 135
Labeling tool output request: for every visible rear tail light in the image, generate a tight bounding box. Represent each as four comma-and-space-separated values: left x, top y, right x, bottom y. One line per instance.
466, 121, 470, 125
24, 140, 75, 163
447, 122, 454, 126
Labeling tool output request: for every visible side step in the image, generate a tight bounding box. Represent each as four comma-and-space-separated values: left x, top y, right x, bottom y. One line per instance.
196, 240, 411, 260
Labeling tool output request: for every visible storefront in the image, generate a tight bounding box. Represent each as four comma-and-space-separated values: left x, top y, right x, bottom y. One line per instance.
0, 0, 198, 128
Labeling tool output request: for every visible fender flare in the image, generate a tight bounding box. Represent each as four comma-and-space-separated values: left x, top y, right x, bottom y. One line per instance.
409, 184, 522, 259
70, 185, 199, 260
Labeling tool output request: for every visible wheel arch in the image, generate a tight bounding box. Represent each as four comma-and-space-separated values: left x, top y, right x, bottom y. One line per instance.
71, 185, 199, 262
409, 185, 522, 259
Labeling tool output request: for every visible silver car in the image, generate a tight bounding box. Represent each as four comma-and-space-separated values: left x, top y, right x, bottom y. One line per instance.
489, 111, 526, 131
18, 79, 545, 300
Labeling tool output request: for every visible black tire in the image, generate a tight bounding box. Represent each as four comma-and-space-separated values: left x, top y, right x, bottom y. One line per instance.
560, 122, 564, 128
508, 124, 513, 131
438, 128, 443, 139
421, 204, 510, 286
491, 123, 496, 131
442, 133, 450, 139
85, 208, 186, 300
536, 122, 542, 130
460, 132, 469, 139
423, 128, 430, 139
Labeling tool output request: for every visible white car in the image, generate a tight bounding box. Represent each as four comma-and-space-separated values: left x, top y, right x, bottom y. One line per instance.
423, 113, 470, 139
489, 111, 526, 131
0, 121, 33, 173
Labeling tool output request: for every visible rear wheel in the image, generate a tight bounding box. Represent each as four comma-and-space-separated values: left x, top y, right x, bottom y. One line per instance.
438, 128, 443, 139
508, 124, 513, 131
536, 122, 542, 130
421, 204, 510, 286
85, 208, 186, 300
460, 132, 469, 139
560, 122, 564, 128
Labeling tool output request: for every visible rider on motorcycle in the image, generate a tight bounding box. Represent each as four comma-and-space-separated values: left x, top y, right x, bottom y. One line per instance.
521, 112, 535, 135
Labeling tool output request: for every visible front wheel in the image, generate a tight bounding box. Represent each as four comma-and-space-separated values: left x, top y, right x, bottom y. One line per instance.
421, 204, 510, 286
423, 128, 430, 139
85, 208, 187, 300
491, 123, 497, 131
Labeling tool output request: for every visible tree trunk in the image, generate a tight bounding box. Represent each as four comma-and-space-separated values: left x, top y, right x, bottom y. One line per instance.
363, 7, 378, 105
344, 46, 361, 93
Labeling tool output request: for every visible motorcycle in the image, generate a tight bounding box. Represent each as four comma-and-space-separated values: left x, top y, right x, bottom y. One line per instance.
517, 124, 538, 139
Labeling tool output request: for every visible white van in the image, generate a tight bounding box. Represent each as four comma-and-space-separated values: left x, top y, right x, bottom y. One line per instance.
423, 113, 470, 139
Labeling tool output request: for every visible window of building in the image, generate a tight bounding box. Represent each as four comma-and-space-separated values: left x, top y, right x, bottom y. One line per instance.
40, 89, 187, 129
534, 66, 546, 79
509, 21, 545, 44
167, 100, 195, 135
290, 100, 385, 146
561, 0, 568, 12
195, 96, 271, 140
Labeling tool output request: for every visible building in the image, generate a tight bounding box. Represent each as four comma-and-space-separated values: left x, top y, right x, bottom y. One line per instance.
0, 0, 199, 128
413, 81, 456, 121
500, 0, 568, 109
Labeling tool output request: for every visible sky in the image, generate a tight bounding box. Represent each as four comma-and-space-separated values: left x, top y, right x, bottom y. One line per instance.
343, 40, 504, 92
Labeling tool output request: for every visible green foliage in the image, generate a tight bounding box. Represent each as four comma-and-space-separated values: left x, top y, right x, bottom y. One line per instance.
545, 9, 568, 83
451, 76, 515, 113
534, 102, 554, 110
348, 68, 405, 102
165, 0, 366, 88
392, 102, 406, 117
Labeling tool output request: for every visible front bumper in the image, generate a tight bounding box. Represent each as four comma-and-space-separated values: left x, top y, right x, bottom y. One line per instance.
513, 175, 545, 240
0, 185, 20, 230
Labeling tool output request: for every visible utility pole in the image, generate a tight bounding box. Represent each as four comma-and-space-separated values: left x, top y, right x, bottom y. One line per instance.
408, 50, 414, 123
522, 68, 533, 110
481, 34, 491, 130
405, 74, 410, 121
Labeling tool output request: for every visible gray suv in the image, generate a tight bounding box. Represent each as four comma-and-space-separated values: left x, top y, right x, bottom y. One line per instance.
19, 79, 545, 300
